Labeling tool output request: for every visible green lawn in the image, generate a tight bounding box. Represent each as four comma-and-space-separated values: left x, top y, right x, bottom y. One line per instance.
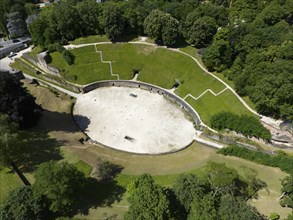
28, 46, 44, 58
69, 35, 110, 44
49, 46, 116, 84
0, 168, 22, 204
186, 89, 256, 126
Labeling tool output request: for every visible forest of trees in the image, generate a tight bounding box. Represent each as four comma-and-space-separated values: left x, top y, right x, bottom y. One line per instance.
1, 0, 291, 121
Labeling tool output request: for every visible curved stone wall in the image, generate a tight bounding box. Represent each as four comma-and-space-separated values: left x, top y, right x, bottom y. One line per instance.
82, 80, 201, 126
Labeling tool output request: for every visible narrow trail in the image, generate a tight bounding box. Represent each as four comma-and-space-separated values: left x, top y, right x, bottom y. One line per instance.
183, 88, 228, 101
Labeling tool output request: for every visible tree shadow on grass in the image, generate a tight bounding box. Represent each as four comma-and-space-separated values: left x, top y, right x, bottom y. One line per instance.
75, 178, 126, 216
20, 110, 91, 172
32, 110, 90, 133
20, 131, 64, 172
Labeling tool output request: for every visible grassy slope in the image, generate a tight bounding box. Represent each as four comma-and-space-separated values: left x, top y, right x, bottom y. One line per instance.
186, 88, 256, 126
49, 46, 116, 84
69, 35, 110, 44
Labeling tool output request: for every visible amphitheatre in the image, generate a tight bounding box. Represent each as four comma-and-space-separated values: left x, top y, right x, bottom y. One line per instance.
17, 39, 260, 153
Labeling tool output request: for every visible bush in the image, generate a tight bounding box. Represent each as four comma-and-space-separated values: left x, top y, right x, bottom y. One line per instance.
218, 145, 293, 173
94, 158, 122, 181
62, 50, 74, 65
211, 112, 271, 141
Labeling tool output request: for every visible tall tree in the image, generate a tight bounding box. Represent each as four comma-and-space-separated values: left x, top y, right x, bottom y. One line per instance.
125, 174, 170, 220
0, 114, 30, 168
0, 186, 50, 220
0, 72, 41, 128
280, 174, 293, 208
188, 16, 217, 47
173, 174, 209, 212
33, 161, 87, 215
103, 3, 125, 41
144, 9, 179, 46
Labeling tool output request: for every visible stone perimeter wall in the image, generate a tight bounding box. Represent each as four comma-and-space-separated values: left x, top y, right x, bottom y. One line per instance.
83, 80, 201, 126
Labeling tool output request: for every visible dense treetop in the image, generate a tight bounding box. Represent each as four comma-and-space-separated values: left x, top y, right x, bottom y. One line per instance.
0, 72, 41, 128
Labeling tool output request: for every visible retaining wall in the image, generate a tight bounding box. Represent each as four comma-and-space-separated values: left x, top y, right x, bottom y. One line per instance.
83, 80, 201, 126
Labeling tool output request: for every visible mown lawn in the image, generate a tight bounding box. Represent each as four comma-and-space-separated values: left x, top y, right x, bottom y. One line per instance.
49, 46, 116, 84
186, 89, 256, 126
69, 35, 110, 44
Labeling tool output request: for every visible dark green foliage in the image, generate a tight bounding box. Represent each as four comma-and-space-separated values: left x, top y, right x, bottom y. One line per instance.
125, 174, 170, 220
33, 161, 87, 215
188, 193, 218, 220
280, 174, 293, 208
203, 0, 292, 121
218, 145, 293, 174
0, 72, 41, 128
172, 162, 265, 219
205, 162, 243, 197
173, 174, 209, 212
144, 9, 179, 46
218, 194, 262, 220
103, 3, 125, 41
210, 112, 271, 141
0, 114, 30, 167
94, 158, 122, 182
0, 186, 50, 220
188, 16, 217, 47
62, 50, 75, 65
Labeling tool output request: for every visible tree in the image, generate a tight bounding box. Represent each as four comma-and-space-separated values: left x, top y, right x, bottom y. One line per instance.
280, 174, 293, 208
173, 174, 208, 212
93, 158, 122, 181
144, 9, 179, 46
33, 161, 87, 215
0, 114, 31, 168
76, 0, 102, 36
218, 194, 262, 220
0, 186, 50, 220
53, 1, 81, 41
0, 72, 41, 128
125, 174, 170, 220
188, 193, 218, 220
205, 162, 241, 197
103, 3, 125, 41
188, 16, 217, 47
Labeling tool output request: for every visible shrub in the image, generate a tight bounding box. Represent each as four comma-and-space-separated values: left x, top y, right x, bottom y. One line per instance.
218, 145, 293, 173
211, 112, 271, 141
62, 50, 74, 65
94, 158, 122, 181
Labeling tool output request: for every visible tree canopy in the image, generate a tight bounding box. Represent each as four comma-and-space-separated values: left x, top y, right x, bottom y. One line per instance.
125, 173, 170, 220
0, 72, 41, 128
33, 161, 87, 215
0, 186, 50, 220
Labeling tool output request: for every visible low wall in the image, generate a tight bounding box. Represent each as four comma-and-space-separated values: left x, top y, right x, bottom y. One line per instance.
83, 80, 201, 126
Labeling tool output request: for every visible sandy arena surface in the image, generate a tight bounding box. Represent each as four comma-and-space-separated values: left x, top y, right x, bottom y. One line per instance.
73, 87, 196, 154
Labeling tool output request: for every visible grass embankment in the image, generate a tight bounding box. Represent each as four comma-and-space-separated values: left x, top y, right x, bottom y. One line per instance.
0, 83, 289, 218
186, 89, 255, 126
49, 46, 116, 84
69, 35, 110, 44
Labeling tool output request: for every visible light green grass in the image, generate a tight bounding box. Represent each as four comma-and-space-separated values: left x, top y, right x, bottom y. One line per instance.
49, 46, 116, 84
69, 35, 110, 44
0, 168, 22, 204
96, 44, 225, 96
28, 46, 44, 58
186, 89, 256, 126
